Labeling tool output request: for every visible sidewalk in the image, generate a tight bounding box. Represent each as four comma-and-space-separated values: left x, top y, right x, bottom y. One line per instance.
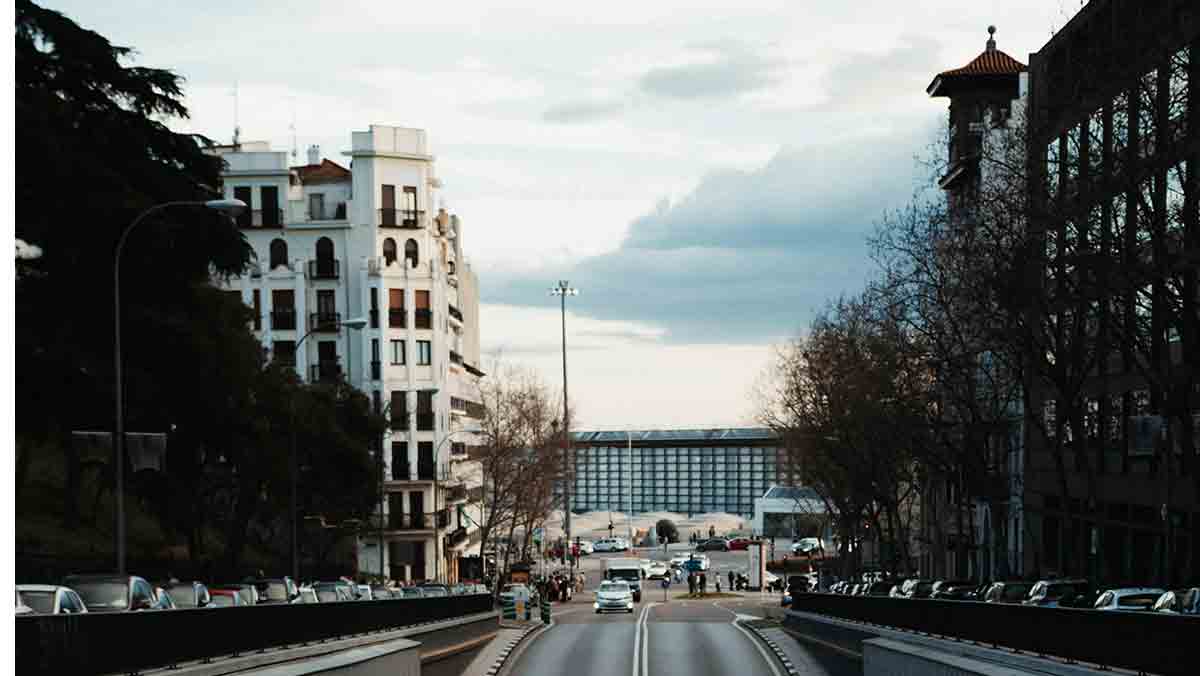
459, 623, 544, 676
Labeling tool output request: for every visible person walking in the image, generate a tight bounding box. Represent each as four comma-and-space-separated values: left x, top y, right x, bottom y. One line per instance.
688, 572, 696, 596
728, 570, 735, 591
699, 572, 707, 597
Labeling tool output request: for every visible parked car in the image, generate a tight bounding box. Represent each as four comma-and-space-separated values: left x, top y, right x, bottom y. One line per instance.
898, 579, 935, 599
295, 585, 320, 604
397, 586, 425, 599
14, 585, 88, 615
929, 580, 976, 601
867, 581, 897, 596
593, 538, 619, 552
963, 582, 993, 601
1024, 579, 1092, 607
247, 577, 299, 604
1093, 587, 1166, 611
791, 538, 825, 556
355, 584, 374, 601
696, 538, 730, 552
669, 554, 691, 568
313, 582, 353, 602
162, 581, 210, 609
728, 537, 755, 551
982, 581, 1034, 604
420, 584, 450, 598
888, 579, 913, 598
645, 562, 670, 580
62, 574, 157, 613
207, 589, 249, 607
152, 587, 177, 610
577, 540, 595, 555
1152, 587, 1200, 614
369, 584, 394, 600
215, 583, 261, 606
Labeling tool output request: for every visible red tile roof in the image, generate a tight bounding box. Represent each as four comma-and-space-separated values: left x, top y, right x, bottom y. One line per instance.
937, 49, 1027, 78
292, 159, 351, 184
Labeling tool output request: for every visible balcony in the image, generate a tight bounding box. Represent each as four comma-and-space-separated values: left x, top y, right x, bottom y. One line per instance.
416, 413, 434, 431
414, 308, 432, 330
417, 463, 436, 481
307, 202, 347, 221
390, 460, 409, 481
309, 312, 341, 332
270, 309, 297, 331
448, 304, 463, 323
369, 308, 379, 328
370, 360, 381, 380
236, 209, 284, 229
307, 259, 340, 280
378, 208, 424, 229
310, 361, 341, 383
387, 513, 430, 530
388, 308, 406, 328
449, 350, 463, 365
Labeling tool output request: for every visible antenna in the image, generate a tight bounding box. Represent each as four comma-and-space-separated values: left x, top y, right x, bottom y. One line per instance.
289, 97, 297, 161
232, 80, 241, 148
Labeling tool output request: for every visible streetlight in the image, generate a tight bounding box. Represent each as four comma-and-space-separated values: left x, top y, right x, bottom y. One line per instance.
113, 198, 245, 574
548, 280, 577, 579
289, 316, 367, 582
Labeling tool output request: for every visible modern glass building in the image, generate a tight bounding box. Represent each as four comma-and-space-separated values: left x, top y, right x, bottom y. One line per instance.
569, 428, 794, 518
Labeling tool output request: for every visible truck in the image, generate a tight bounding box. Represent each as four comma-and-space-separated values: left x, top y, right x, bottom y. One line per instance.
602, 557, 643, 602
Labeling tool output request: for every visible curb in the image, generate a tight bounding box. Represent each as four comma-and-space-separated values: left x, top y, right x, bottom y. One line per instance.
483, 622, 546, 676
740, 622, 801, 676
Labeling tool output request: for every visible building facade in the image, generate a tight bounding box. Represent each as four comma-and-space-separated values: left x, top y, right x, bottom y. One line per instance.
212, 125, 486, 584
569, 429, 797, 518
1023, 0, 1199, 586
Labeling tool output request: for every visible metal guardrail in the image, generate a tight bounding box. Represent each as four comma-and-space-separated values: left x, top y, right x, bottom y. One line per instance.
17, 593, 493, 676
788, 593, 1200, 676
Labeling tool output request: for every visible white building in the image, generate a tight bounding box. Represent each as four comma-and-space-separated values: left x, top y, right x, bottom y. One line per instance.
212, 124, 485, 584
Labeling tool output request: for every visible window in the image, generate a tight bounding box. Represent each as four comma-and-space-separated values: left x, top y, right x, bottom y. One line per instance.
405, 239, 419, 268
383, 238, 397, 265
234, 186, 252, 227
416, 340, 431, 365
389, 289, 405, 328
370, 288, 379, 328
308, 193, 325, 220
391, 339, 406, 365
415, 290, 431, 329
252, 289, 261, 330
269, 238, 288, 269
390, 391, 408, 430
271, 290, 295, 330
260, 186, 280, 226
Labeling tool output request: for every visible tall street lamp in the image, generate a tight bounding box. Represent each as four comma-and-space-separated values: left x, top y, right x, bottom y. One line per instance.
290, 316, 368, 582
549, 280, 577, 578
113, 198, 245, 575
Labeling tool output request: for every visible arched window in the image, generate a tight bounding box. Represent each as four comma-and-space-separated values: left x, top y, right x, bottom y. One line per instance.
383, 238, 397, 265
404, 239, 419, 268
314, 236, 336, 278
269, 238, 288, 269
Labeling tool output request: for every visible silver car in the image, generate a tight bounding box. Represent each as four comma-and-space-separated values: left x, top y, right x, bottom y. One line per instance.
14, 585, 88, 615
594, 580, 634, 614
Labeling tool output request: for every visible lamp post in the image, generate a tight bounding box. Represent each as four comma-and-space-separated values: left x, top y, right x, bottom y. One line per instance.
549, 281, 577, 579
289, 316, 367, 582
113, 198, 245, 575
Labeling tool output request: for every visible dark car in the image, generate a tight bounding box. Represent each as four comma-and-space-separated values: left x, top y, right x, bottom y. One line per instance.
62, 574, 157, 613
1024, 579, 1091, 608
867, 581, 897, 596
787, 575, 810, 596
900, 579, 935, 599
983, 581, 1034, 604
162, 581, 211, 608
929, 580, 975, 600
697, 538, 730, 552
245, 577, 299, 604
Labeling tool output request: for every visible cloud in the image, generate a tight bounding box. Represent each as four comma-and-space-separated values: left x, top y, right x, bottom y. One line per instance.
542, 99, 625, 124
481, 119, 940, 345
639, 42, 779, 100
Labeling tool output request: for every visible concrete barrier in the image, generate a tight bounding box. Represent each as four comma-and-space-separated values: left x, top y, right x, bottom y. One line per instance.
865, 638, 1047, 676
240, 637, 420, 676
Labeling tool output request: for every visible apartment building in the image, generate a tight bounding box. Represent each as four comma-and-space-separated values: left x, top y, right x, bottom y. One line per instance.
212, 125, 485, 584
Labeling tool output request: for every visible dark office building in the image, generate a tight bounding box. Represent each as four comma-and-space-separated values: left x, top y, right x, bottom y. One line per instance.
569, 429, 796, 518
1024, 0, 1199, 585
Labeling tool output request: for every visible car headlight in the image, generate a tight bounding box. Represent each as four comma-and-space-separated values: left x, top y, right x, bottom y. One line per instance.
593, 602, 599, 608
627, 601, 634, 608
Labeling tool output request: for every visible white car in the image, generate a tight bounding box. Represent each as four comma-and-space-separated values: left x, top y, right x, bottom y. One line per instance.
15, 585, 88, 615
669, 554, 691, 568
577, 540, 595, 555
646, 562, 670, 580
594, 580, 635, 614
593, 538, 628, 553
1093, 587, 1165, 611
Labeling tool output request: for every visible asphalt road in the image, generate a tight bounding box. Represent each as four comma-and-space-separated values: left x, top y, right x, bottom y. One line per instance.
505, 592, 857, 676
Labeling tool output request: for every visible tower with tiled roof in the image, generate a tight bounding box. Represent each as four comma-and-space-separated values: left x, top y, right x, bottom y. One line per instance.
928, 26, 1028, 199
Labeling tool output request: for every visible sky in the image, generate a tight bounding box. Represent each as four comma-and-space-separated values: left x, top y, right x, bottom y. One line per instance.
44, 0, 1077, 428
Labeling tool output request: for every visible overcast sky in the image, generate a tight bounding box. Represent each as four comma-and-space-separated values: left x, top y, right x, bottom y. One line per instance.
47, 0, 1074, 428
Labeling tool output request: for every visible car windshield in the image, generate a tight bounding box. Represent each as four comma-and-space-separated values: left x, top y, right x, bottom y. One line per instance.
401, 588, 422, 598
21, 591, 55, 614
165, 585, 196, 607
256, 581, 288, 601
73, 581, 127, 609
209, 594, 236, 607
600, 582, 630, 593
1117, 593, 1160, 608
609, 570, 639, 582
317, 590, 340, 602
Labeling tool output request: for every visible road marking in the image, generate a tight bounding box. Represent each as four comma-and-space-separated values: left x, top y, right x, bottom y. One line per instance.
632, 602, 656, 676
732, 619, 786, 676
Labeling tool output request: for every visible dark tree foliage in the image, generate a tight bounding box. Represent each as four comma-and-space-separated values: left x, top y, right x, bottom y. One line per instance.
656, 519, 679, 544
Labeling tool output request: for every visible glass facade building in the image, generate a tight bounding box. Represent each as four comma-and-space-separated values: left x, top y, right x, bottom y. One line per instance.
569, 428, 792, 518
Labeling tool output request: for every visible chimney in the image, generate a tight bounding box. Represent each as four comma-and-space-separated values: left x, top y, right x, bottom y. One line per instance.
307, 144, 320, 166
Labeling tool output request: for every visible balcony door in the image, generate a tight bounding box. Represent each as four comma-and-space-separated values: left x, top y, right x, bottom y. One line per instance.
234, 186, 252, 227
260, 186, 279, 226
317, 341, 336, 377
409, 491, 424, 528
316, 290, 336, 321
381, 184, 396, 226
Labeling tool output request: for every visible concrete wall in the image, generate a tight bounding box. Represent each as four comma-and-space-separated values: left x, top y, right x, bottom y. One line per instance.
865, 638, 1037, 676
242, 638, 420, 676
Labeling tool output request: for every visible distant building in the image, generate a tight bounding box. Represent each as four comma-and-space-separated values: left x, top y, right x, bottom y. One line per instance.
211, 125, 485, 584
569, 428, 799, 518
752, 485, 828, 539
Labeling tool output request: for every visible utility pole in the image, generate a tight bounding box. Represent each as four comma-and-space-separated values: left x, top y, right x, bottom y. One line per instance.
550, 281, 577, 581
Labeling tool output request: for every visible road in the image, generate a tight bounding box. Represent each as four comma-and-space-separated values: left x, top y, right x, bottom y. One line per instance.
505, 549, 858, 676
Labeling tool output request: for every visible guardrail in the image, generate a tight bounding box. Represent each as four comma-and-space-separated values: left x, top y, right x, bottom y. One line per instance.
17, 593, 493, 676
788, 593, 1200, 676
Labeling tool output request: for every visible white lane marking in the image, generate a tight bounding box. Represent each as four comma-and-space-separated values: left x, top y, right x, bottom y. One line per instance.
632, 602, 657, 676
732, 620, 786, 676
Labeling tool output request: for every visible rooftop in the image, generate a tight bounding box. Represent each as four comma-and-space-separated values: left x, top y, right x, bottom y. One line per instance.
761, 485, 820, 501
928, 26, 1027, 97
573, 428, 777, 444
291, 158, 351, 184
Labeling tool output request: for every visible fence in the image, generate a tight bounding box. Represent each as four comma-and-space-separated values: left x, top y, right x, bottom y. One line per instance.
16, 593, 493, 675
788, 593, 1200, 676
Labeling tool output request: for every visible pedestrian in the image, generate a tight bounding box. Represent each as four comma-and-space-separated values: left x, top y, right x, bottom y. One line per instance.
715, 576, 721, 593
700, 572, 707, 596
688, 573, 696, 596
728, 570, 734, 590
